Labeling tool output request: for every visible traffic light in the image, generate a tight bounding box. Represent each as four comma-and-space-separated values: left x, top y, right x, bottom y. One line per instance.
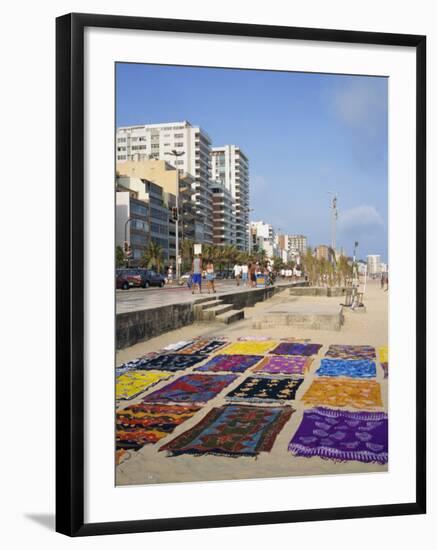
123, 241, 132, 256
171, 207, 178, 221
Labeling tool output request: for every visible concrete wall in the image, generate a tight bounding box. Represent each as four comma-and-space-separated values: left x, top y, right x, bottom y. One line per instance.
116, 281, 308, 349
116, 302, 194, 349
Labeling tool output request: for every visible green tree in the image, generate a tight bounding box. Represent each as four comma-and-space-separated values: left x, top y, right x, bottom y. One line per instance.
140, 241, 164, 271
115, 245, 125, 268
180, 239, 194, 273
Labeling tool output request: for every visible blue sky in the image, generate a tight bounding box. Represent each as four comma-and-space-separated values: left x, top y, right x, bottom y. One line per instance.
116, 63, 388, 262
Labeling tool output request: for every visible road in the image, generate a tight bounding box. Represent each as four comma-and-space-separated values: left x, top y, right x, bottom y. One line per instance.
116, 278, 299, 313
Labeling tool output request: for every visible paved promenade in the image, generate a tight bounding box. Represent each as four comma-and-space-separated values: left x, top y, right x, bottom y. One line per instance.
116, 279, 302, 314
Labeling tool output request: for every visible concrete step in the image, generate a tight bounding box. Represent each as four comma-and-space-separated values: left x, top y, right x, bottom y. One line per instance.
193, 299, 223, 320
201, 303, 234, 321
215, 309, 245, 324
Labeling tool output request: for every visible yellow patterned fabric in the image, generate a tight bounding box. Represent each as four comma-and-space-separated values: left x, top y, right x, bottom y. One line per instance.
116, 371, 172, 400
379, 346, 388, 364
220, 341, 277, 355
302, 378, 383, 410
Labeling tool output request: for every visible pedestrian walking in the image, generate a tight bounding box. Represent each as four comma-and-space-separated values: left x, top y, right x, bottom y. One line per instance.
206, 261, 216, 294
241, 263, 249, 286
380, 273, 385, 289
233, 262, 242, 286
191, 254, 202, 294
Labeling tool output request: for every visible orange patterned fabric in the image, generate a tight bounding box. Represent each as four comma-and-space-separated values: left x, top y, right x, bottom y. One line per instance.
302, 377, 383, 410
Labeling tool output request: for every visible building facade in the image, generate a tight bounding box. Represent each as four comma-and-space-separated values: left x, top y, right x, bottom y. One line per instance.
115, 185, 150, 263
116, 121, 213, 244
211, 145, 249, 250
210, 181, 236, 246
367, 254, 382, 275
289, 234, 308, 255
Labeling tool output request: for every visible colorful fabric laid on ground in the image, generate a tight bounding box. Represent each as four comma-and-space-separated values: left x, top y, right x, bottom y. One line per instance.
220, 341, 277, 355
226, 376, 304, 403
253, 355, 313, 376
325, 345, 376, 359
116, 371, 172, 400
288, 407, 388, 464
316, 359, 377, 379
115, 449, 128, 465
302, 378, 383, 410
381, 363, 389, 378
178, 338, 228, 355
379, 346, 388, 364
237, 336, 273, 341
160, 404, 294, 457
142, 373, 237, 403
116, 352, 160, 374
116, 403, 201, 450
270, 342, 322, 356
135, 353, 206, 372
194, 354, 263, 373
162, 340, 193, 352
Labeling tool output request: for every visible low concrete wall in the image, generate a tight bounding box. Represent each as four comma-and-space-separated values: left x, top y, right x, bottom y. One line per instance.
289, 286, 347, 297
116, 281, 308, 349
116, 302, 193, 350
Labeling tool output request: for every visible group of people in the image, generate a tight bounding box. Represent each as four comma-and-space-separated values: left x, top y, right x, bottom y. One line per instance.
189, 256, 277, 295
233, 261, 274, 288
191, 254, 216, 295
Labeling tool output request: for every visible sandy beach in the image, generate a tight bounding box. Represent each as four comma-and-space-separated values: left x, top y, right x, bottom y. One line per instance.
115, 279, 388, 486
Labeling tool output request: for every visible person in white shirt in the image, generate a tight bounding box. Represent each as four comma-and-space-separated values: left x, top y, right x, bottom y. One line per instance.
241, 263, 249, 286
233, 263, 243, 286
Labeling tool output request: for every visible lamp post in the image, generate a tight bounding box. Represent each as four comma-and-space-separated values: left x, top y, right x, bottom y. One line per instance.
165, 149, 185, 280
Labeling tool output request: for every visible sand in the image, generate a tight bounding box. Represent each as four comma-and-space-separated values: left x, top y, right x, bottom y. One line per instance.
115, 279, 388, 486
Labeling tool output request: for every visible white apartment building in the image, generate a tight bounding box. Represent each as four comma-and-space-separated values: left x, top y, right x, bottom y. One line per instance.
211, 145, 249, 250
367, 254, 382, 275
116, 121, 213, 244
289, 234, 308, 255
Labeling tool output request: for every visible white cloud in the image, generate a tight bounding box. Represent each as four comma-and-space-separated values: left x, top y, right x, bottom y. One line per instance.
339, 205, 384, 233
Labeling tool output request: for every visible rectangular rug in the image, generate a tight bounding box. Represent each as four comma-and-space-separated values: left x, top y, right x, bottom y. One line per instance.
162, 340, 194, 352
135, 353, 207, 372
316, 358, 377, 379
220, 341, 278, 355
178, 338, 228, 355
270, 342, 322, 356
142, 373, 237, 403
325, 345, 376, 359
194, 354, 263, 373
116, 371, 173, 400
160, 404, 294, 457
225, 376, 304, 403
302, 378, 383, 409
252, 355, 313, 376
116, 403, 201, 451
379, 346, 388, 363
288, 407, 388, 464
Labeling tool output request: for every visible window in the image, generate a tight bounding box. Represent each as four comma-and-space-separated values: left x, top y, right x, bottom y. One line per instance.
151, 144, 160, 149
117, 155, 126, 160
175, 142, 184, 147
175, 160, 184, 166
139, 136, 147, 142
131, 137, 138, 142
174, 133, 184, 138
117, 137, 127, 143
117, 146, 126, 152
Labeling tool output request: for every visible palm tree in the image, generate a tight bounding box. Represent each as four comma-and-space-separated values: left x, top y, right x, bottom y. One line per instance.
115, 245, 125, 268
180, 239, 194, 273
140, 241, 164, 271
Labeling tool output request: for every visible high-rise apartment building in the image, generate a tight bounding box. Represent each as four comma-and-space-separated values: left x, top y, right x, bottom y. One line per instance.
116, 121, 213, 243
210, 181, 236, 246
211, 145, 249, 250
367, 254, 382, 275
289, 234, 308, 255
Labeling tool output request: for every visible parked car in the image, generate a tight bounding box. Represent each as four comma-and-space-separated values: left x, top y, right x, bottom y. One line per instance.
116, 268, 166, 289
116, 270, 142, 290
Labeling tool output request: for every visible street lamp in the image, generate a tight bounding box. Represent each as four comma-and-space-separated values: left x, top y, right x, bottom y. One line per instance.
165, 149, 185, 280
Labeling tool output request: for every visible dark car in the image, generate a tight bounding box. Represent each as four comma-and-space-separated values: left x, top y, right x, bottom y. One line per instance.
116, 268, 166, 289
116, 270, 142, 290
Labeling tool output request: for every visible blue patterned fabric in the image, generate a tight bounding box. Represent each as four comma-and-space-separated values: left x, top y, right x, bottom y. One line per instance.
316, 358, 376, 379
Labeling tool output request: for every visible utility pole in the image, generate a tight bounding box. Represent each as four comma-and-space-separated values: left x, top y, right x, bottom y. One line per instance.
329, 192, 338, 252
165, 149, 185, 280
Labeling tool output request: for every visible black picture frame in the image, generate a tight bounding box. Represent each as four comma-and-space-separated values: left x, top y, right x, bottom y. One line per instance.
56, 12, 426, 537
